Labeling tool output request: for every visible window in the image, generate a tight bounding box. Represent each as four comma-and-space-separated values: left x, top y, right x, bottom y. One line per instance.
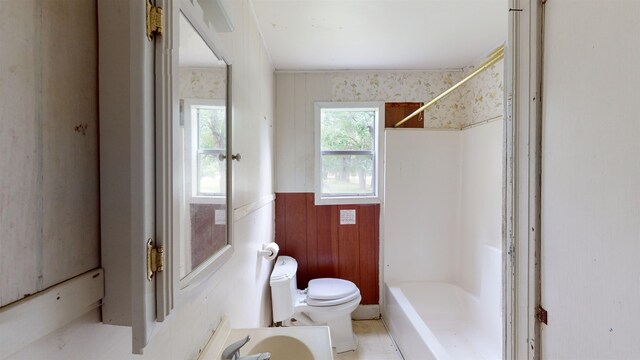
184, 98, 226, 201
315, 102, 384, 205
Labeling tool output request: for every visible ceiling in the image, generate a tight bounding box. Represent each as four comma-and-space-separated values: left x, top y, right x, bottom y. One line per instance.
251, 0, 507, 71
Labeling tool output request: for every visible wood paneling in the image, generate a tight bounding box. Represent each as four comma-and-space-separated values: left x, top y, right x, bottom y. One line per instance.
385, 102, 424, 128
275, 193, 379, 305
305, 193, 318, 280
358, 205, 379, 306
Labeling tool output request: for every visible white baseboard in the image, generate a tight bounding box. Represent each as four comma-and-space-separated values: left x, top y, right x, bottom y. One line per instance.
352, 304, 380, 320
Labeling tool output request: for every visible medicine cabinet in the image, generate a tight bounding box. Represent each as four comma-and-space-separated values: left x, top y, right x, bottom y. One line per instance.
99, 0, 234, 353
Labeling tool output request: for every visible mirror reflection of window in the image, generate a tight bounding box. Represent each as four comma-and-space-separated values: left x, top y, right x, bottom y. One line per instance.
185, 100, 226, 197
196, 105, 226, 195
178, 13, 228, 280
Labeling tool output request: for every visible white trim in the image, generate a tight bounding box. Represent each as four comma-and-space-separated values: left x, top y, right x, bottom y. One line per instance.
315, 195, 381, 206
233, 194, 276, 221
189, 196, 226, 205
506, 1, 543, 359
199, 316, 231, 360
0, 269, 104, 359
179, 245, 233, 291
274, 68, 465, 74
314, 101, 385, 206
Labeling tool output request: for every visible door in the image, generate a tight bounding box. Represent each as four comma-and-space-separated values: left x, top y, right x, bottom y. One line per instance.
130, 0, 160, 354
98, 0, 163, 354
540, 1, 640, 358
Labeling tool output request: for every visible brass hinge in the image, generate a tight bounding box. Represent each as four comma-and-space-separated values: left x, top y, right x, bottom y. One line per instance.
536, 305, 548, 325
147, 239, 165, 281
146, 0, 163, 40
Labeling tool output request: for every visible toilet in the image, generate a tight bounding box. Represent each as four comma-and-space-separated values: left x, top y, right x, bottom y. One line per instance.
269, 256, 361, 353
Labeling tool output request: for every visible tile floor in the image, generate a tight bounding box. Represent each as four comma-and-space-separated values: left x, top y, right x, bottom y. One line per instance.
333, 320, 404, 360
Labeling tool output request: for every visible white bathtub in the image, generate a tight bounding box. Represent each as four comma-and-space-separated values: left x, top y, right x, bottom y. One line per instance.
382, 247, 502, 360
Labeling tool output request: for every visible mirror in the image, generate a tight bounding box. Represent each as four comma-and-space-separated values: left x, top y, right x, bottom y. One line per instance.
177, 12, 230, 283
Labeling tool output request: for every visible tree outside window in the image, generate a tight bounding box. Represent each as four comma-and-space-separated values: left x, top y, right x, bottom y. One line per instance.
319, 105, 380, 198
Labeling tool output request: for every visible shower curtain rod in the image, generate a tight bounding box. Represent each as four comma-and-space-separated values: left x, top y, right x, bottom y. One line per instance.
394, 45, 505, 128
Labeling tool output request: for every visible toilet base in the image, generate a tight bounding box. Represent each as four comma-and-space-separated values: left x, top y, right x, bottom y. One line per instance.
285, 312, 358, 353
324, 313, 358, 353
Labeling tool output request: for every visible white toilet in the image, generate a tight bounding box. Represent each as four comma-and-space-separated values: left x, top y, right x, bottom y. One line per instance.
269, 256, 361, 353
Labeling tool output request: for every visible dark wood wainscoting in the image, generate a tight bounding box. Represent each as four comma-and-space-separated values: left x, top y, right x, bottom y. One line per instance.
275, 193, 380, 305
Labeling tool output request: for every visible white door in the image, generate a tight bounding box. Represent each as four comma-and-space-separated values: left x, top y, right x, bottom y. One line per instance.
540, 1, 640, 358
98, 0, 164, 353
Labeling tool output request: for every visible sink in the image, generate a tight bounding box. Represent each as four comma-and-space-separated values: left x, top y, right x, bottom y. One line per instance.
242, 335, 313, 359
199, 317, 333, 360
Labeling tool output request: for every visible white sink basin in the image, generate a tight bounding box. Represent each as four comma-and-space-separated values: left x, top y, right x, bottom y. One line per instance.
199, 318, 333, 360
248, 335, 313, 358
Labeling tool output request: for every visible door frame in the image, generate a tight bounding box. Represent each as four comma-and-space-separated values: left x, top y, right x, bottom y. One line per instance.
504, 0, 543, 359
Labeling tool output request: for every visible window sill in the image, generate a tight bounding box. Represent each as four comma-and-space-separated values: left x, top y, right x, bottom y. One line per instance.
314, 194, 381, 206
189, 196, 226, 205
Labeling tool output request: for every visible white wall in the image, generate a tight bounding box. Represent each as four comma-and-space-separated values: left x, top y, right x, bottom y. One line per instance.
384, 130, 461, 283
0, 0, 99, 308
383, 120, 503, 288
540, 1, 640, 358
457, 120, 503, 295
7, 0, 276, 358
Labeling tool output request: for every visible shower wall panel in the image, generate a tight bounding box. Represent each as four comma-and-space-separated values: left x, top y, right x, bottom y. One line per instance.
383, 130, 461, 283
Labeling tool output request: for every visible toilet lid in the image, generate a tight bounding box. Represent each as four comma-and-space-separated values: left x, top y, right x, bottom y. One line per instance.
307, 278, 359, 300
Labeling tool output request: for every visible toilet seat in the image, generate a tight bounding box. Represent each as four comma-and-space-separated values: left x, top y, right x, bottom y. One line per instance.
306, 278, 360, 307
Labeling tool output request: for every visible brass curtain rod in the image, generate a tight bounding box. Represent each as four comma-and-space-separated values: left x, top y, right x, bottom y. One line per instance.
394, 45, 505, 128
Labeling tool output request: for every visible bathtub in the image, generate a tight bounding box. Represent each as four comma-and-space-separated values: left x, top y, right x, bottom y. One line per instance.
382, 247, 502, 360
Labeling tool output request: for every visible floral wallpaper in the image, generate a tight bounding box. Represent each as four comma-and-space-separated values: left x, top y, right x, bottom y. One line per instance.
459, 58, 504, 128
330, 71, 466, 129
179, 67, 227, 100
327, 58, 504, 129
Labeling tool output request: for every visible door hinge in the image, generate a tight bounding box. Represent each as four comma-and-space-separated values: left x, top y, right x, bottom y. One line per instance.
147, 239, 165, 281
536, 305, 548, 325
146, 0, 163, 40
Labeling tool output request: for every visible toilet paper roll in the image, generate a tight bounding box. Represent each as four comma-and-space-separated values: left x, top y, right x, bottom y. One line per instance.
260, 242, 280, 261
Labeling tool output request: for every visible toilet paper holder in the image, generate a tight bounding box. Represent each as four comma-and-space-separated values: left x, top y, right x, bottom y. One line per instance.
258, 242, 279, 260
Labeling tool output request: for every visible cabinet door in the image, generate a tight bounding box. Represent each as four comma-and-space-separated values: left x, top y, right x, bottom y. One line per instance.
98, 0, 162, 354
130, 0, 160, 354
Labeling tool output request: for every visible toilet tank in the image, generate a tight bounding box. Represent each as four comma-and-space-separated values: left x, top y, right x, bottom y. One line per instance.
270, 256, 298, 322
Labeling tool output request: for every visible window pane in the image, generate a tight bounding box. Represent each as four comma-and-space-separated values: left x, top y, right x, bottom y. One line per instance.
321, 154, 374, 196
197, 106, 226, 149
320, 109, 375, 151
198, 152, 226, 195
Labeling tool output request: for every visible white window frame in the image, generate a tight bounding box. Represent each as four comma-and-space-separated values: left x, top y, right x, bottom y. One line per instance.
314, 101, 385, 205
183, 98, 226, 206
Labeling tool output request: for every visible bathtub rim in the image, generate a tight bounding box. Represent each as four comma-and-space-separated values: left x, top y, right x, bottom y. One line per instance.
383, 282, 450, 360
